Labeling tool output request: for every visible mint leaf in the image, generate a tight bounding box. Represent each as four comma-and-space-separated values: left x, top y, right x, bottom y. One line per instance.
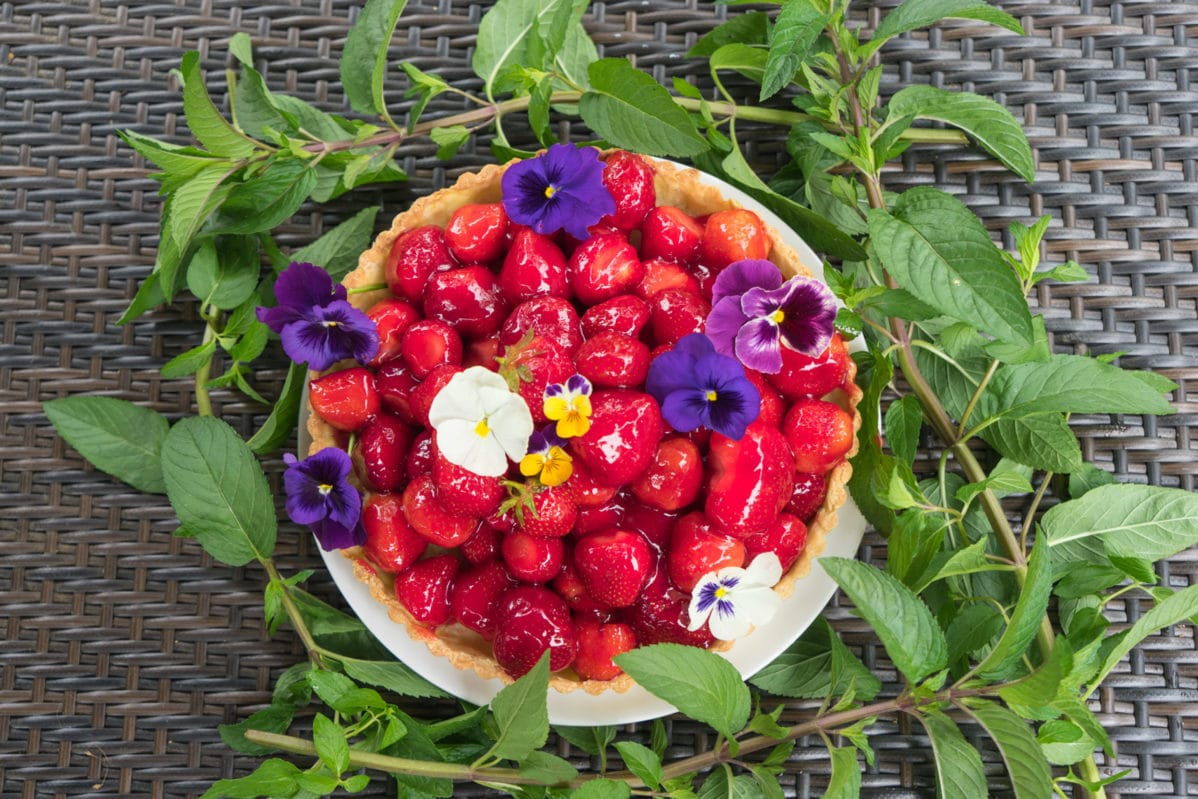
688, 11, 770, 57
217, 159, 316, 234
760, 0, 828, 101
119, 129, 230, 179
199, 758, 302, 799
978, 413, 1084, 473
1089, 583, 1198, 692
968, 703, 1055, 799
473, 0, 594, 93
186, 236, 260, 310
1044, 484, 1198, 568
160, 416, 276, 566
697, 765, 759, 799
518, 751, 578, 784
571, 779, 631, 799
159, 163, 236, 299
614, 741, 663, 790
868, 0, 1022, 56
179, 51, 257, 158
307, 669, 387, 714
750, 616, 879, 701
884, 394, 922, 467
219, 704, 296, 756
615, 643, 751, 741
824, 746, 861, 799
919, 710, 988, 799
988, 355, 1174, 418
869, 187, 1035, 347
579, 59, 708, 157
430, 124, 471, 160
44, 397, 170, 494
1037, 718, 1097, 766
338, 655, 447, 699
340, 0, 409, 116
290, 207, 380, 282
709, 42, 768, 86
246, 362, 304, 455
486, 652, 549, 762
554, 724, 616, 758
846, 349, 897, 533
820, 557, 947, 684
312, 713, 350, 775
945, 602, 1003, 664
997, 640, 1070, 708
977, 537, 1052, 680
160, 339, 217, 379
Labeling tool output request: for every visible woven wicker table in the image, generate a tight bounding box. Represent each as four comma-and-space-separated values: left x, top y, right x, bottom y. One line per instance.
2, 1, 1195, 796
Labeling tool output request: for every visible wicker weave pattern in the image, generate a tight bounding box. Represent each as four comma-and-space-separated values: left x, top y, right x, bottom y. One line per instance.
1, 1, 1196, 796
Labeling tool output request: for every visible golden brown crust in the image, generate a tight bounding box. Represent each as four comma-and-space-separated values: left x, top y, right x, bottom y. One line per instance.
309, 154, 861, 694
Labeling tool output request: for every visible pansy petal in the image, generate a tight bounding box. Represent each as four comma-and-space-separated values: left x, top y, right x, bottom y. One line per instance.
571, 393, 592, 418
311, 517, 365, 551
461, 366, 513, 394
704, 295, 750, 358
489, 400, 535, 461
556, 412, 591, 439
775, 277, 838, 357
428, 378, 486, 427
644, 348, 700, 403
520, 453, 545, 477
687, 578, 720, 631
543, 395, 570, 421
437, 419, 508, 476
660, 388, 710, 433
734, 317, 784, 374
710, 259, 782, 307
673, 332, 716, 361
707, 601, 754, 641
744, 552, 784, 587
257, 303, 308, 335
273, 261, 341, 311
566, 374, 593, 396
740, 284, 790, 320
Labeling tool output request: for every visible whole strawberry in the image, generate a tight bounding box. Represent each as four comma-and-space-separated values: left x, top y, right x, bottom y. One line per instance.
783, 399, 855, 473
573, 620, 637, 681
705, 421, 795, 538
431, 440, 505, 517
492, 587, 578, 676
394, 554, 458, 627
597, 150, 656, 231
309, 368, 379, 432
499, 296, 583, 355
667, 512, 746, 592
361, 493, 427, 574
513, 484, 578, 539
573, 529, 653, 608
570, 390, 662, 487
450, 559, 515, 640
402, 473, 481, 547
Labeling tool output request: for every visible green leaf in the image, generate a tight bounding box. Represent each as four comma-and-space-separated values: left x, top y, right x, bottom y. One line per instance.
186, 236, 260, 310
340, 0, 409, 115
977, 537, 1052, 680
748, 765, 784, 799
760, 0, 828, 100
988, 355, 1174, 418
44, 397, 170, 494
271, 94, 357, 142
846, 349, 897, 533
1051, 694, 1111, 757
1088, 583, 1198, 692
688, 11, 770, 57
486, 652, 550, 762
945, 602, 1003, 664
179, 51, 258, 158
231, 62, 294, 141
968, 703, 1054, 798
554, 724, 616, 758
160, 416, 276, 566
160, 164, 236, 300
519, 750, 579, 784
217, 159, 315, 235
199, 758, 302, 799
869, 187, 1035, 346
821, 557, 947, 684
571, 779, 632, 799
997, 639, 1070, 708
1037, 719, 1096, 766
429, 125, 471, 160
119, 129, 230, 179
751, 616, 880, 702
579, 59, 708, 157
709, 42, 768, 85
615, 644, 751, 741
1068, 463, 1116, 499
338, 655, 447, 699
614, 741, 663, 790
312, 713, 350, 775
887, 510, 949, 588
884, 395, 922, 467
823, 746, 861, 799
868, 0, 1023, 56
697, 765, 760, 799
219, 704, 297, 755
1044, 484, 1198, 568
919, 710, 988, 799
289, 207, 380, 282
473, 0, 594, 93
955, 471, 1033, 507
978, 413, 1084, 473
911, 539, 998, 593
1038, 261, 1090, 285
307, 668, 386, 714
160, 338, 217, 380
890, 86, 1033, 181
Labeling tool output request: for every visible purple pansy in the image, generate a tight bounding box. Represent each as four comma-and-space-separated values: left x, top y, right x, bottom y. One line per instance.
501, 144, 616, 240
283, 448, 365, 551
645, 333, 760, 440
705, 259, 837, 374
257, 261, 379, 371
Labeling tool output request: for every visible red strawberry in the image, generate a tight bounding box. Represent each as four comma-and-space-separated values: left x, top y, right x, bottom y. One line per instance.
552, 556, 607, 612
406, 430, 434, 479
743, 369, 785, 427
401, 319, 463, 379
394, 554, 458, 627
385, 225, 458, 302
574, 493, 628, 536
700, 209, 771, 269
768, 335, 850, 400
573, 620, 637, 681
423, 265, 510, 338
567, 460, 619, 508
361, 492, 427, 574
575, 331, 650, 389
409, 363, 462, 427
640, 206, 703, 265
570, 391, 663, 487
501, 530, 566, 583
499, 296, 584, 355
464, 335, 502, 370
309, 368, 379, 432
574, 529, 653, 607
786, 472, 828, 521
355, 412, 413, 493
460, 522, 503, 565
366, 299, 421, 367
744, 513, 808, 572
516, 484, 578, 538
445, 202, 509, 264
783, 399, 855, 473
667, 512, 746, 592
580, 294, 650, 339
450, 559, 515, 640
598, 150, 656, 231
619, 501, 678, 551
402, 473, 480, 547
498, 228, 569, 304
493, 586, 578, 676
630, 436, 703, 512
633, 571, 714, 648
568, 233, 644, 305
501, 335, 573, 425
647, 288, 710, 347
375, 361, 419, 423
636, 259, 701, 301
431, 441, 505, 517
705, 421, 795, 538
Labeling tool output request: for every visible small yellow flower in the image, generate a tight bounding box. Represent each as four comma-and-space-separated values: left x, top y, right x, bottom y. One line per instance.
520, 429, 574, 487
543, 374, 593, 439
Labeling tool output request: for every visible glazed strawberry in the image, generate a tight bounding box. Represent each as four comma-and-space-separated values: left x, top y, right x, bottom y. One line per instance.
394, 554, 458, 627
464, 335, 502, 370
744, 513, 808, 572
574, 494, 628, 536
571, 391, 663, 487
700, 208, 770, 269
636, 259, 701, 301
501, 530, 566, 583
498, 228, 569, 304
450, 560, 515, 640
361, 492, 427, 574
598, 150, 656, 231
630, 436, 703, 512
768, 335, 850, 400
501, 335, 573, 425
401, 319, 462, 379
423, 265, 509, 338
705, 421, 795, 538
492, 586, 578, 676
552, 557, 607, 613
516, 484, 578, 538
460, 522, 503, 565
567, 460, 619, 508
568, 233, 644, 305
445, 202, 508, 264
573, 620, 637, 681
667, 512, 746, 592
580, 294, 650, 339
744, 369, 785, 427
786, 472, 828, 521
309, 368, 379, 432
575, 331, 650, 389
375, 361, 419, 423
385, 225, 457, 302
431, 442, 504, 517
640, 206, 703, 264
499, 296, 584, 354
783, 399, 855, 473
574, 529, 653, 607
406, 430, 434, 479
366, 298, 421, 367
408, 363, 462, 427
619, 501, 678, 551
633, 572, 714, 648
647, 288, 710, 347
355, 412, 413, 492
402, 473, 480, 547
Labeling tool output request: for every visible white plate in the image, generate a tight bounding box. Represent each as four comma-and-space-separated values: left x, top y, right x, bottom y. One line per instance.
306, 162, 867, 726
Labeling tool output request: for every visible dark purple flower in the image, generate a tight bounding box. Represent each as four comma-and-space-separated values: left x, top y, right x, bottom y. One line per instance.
705, 259, 837, 374
283, 449, 365, 551
501, 144, 616, 240
646, 333, 760, 440
257, 261, 378, 370
257, 262, 346, 333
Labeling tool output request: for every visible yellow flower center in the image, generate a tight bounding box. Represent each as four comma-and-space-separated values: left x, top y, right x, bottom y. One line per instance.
544, 185, 557, 199
770, 309, 785, 324
322, 320, 340, 328
714, 586, 728, 599
706, 390, 718, 402
474, 418, 490, 437
317, 483, 333, 495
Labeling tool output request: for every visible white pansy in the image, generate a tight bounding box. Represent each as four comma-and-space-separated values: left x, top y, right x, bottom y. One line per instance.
687, 552, 784, 641
428, 366, 534, 477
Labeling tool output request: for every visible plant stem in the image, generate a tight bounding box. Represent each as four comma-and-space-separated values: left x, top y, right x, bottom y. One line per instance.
263, 559, 326, 668
194, 320, 217, 417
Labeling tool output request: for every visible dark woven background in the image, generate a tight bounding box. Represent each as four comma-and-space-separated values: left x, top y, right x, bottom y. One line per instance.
2, 0, 1196, 796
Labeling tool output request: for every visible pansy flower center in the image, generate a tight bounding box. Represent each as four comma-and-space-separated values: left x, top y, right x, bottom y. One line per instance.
474, 418, 491, 437
317, 483, 334, 496
543, 184, 557, 199
706, 389, 718, 402
769, 309, 785, 324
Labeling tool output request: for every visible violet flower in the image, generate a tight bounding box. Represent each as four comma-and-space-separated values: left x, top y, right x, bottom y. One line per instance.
645, 333, 760, 440
283, 448, 365, 551
500, 144, 616, 240
705, 259, 837, 374
257, 261, 379, 371
688, 553, 783, 641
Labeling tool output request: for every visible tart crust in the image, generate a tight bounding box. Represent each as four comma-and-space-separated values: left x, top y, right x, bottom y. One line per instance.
307, 157, 862, 694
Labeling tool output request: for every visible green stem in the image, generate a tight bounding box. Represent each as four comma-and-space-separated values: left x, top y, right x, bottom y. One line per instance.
194, 319, 217, 417
956, 359, 1000, 438
263, 559, 326, 668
